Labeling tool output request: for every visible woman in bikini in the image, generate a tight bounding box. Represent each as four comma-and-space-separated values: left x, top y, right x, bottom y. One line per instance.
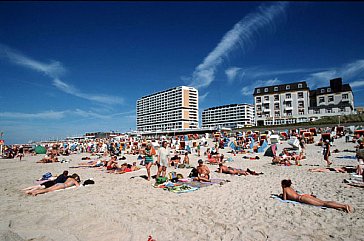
280, 179, 353, 213
28, 174, 81, 196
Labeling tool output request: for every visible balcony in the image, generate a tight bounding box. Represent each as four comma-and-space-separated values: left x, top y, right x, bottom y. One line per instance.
285, 106, 293, 110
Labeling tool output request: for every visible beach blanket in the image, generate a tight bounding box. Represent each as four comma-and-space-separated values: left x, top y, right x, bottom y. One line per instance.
336, 155, 357, 159
270, 194, 326, 209
178, 178, 229, 188
168, 184, 199, 193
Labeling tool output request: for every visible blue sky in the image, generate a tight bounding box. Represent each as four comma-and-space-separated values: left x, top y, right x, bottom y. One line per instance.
1, 2, 364, 144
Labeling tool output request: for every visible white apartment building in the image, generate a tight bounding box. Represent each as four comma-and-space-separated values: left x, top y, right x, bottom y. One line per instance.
136, 86, 199, 132
308, 78, 354, 117
201, 104, 255, 129
253, 82, 310, 126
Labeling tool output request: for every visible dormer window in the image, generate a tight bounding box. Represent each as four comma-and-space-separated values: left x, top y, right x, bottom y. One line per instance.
286, 85, 290, 90
320, 89, 325, 93
327, 88, 331, 92
264, 88, 268, 93
298, 83, 303, 88
257, 89, 261, 93
274, 86, 278, 91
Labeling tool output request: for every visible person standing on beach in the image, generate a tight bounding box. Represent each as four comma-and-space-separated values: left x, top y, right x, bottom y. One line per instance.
156, 141, 170, 178
323, 139, 332, 166
144, 143, 154, 181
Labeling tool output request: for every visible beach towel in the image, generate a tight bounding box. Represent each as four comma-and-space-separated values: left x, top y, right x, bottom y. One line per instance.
179, 178, 229, 188
167, 184, 199, 193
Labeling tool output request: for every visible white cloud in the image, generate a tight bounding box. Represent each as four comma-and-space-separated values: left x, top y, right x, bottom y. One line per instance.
241, 78, 281, 96
0, 43, 123, 105
303, 59, 364, 88
0, 110, 66, 120
189, 2, 288, 89
349, 79, 364, 88
225, 67, 243, 84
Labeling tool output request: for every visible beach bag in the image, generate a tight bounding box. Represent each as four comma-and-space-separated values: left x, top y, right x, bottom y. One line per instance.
83, 179, 95, 186
156, 177, 168, 184
188, 168, 199, 178
177, 173, 184, 179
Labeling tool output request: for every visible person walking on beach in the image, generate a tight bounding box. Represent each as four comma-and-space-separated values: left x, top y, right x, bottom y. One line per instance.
156, 141, 170, 178
144, 143, 154, 181
280, 179, 353, 213
323, 139, 332, 166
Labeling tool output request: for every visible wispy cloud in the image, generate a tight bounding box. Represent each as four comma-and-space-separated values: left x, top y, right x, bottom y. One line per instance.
189, 2, 288, 89
349, 79, 364, 88
0, 43, 123, 105
303, 59, 364, 88
0, 110, 66, 120
199, 92, 209, 102
225, 67, 244, 84
242, 67, 326, 79
241, 78, 281, 96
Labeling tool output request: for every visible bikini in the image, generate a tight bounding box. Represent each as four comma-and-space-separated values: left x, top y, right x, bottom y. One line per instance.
297, 193, 312, 202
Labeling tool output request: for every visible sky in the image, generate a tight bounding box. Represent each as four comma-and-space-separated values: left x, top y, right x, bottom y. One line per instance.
1, 1, 364, 144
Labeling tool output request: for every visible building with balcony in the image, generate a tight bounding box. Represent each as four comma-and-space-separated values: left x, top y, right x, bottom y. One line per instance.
308, 78, 354, 117
253, 82, 310, 126
202, 104, 255, 129
136, 86, 199, 132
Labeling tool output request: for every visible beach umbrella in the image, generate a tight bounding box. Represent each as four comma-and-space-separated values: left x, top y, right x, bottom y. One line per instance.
35, 145, 46, 154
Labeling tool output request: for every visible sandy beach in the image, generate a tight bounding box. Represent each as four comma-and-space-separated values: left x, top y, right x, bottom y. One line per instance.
0, 136, 363, 241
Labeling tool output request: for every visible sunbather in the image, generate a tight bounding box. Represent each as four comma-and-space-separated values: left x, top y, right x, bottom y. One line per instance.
27, 174, 81, 196
36, 154, 59, 163
308, 167, 355, 173
280, 179, 353, 213
217, 163, 262, 176
22, 171, 69, 194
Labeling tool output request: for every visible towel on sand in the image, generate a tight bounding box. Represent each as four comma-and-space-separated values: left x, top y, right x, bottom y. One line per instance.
270, 194, 326, 209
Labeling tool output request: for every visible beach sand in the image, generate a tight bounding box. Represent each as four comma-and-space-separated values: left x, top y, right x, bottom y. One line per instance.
0, 136, 363, 241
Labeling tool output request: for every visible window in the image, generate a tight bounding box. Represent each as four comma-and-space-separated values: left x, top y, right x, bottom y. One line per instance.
342, 93, 349, 99
286, 103, 292, 107
298, 83, 303, 88
257, 105, 262, 111
298, 92, 304, 98
327, 109, 332, 113
274, 86, 278, 91
340, 107, 345, 112
299, 111, 304, 115
264, 88, 268, 93
275, 111, 280, 117
320, 89, 325, 93
257, 89, 261, 94
319, 97, 325, 103
286, 85, 290, 90
274, 95, 279, 101
256, 97, 261, 103
264, 96, 269, 101
298, 101, 304, 108
286, 93, 291, 99
286, 110, 292, 116
327, 88, 331, 92
328, 95, 334, 102
274, 103, 280, 110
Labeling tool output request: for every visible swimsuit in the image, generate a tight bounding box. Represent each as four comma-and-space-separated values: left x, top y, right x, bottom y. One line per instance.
297, 194, 312, 202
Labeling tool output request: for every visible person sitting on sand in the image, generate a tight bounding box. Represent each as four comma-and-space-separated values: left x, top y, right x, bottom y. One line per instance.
27, 174, 81, 196
280, 179, 353, 213
22, 171, 69, 194
193, 159, 211, 182
106, 155, 119, 170
217, 163, 262, 176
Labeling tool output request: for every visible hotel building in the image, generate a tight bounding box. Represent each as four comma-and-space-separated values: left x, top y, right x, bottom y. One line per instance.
202, 104, 255, 129
308, 78, 354, 117
136, 86, 199, 132
253, 82, 310, 126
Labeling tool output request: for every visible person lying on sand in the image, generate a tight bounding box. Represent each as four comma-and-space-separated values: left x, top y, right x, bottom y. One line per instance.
77, 160, 106, 167
36, 154, 59, 163
111, 163, 141, 174
21, 171, 69, 194
27, 174, 81, 196
217, 163, 263, 176
308, 167, 356, 173
193, 159, 211, 182
280, 179, 353, 213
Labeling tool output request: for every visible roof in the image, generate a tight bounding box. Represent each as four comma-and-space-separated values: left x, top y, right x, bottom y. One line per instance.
310, 84, 352, 96
253, 82, 309, 96
202, 103, 254, 112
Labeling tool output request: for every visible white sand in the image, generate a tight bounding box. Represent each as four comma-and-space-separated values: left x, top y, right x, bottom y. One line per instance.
0, 136, 363, 241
